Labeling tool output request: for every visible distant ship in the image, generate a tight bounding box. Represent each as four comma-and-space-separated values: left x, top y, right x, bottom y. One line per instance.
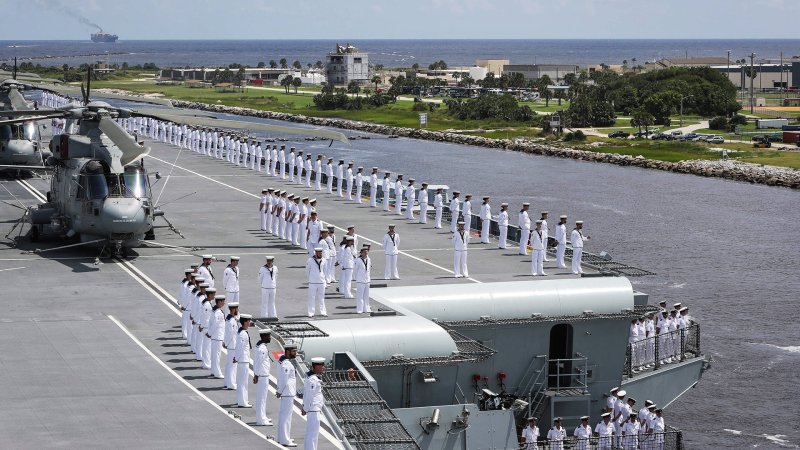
90, 31, 118, 43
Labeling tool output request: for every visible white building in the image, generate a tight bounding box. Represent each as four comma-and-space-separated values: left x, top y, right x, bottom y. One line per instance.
326, 42, 370, 86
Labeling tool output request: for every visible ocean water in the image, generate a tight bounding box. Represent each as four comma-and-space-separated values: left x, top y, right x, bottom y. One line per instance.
2, 39, 800, 69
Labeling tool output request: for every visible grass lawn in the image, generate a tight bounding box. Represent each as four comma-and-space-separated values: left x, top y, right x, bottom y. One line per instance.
463, 128, 543, 139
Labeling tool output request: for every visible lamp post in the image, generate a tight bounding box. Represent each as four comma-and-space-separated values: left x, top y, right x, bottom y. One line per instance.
680, 95, 693, 127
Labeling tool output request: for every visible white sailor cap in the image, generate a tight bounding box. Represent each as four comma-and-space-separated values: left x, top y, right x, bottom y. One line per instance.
261, 189, 268, 193
302, 197, 309, 201
575, 220, 584, 224
409, 178, 415, 182
501, 203, 508, 207
673, 303, 682, 308
314, 247, 323, 252
541, 211, 549, 214
259, 327, 272, 335
202, 254, 213, 259
240, 314, 252, 320
553, 417, 562, 422
679, 307, 688, 312
190, 263, 200, 268
347, 225, 355, 229
199, 283, 210, 288
311, 357, 326, 365
265, 256, 275, 261
227, 302, 240, 308
560, 215, 567, 219
648, 404, 657, 410
535, 220, 542, 224
527, 417, 537, 421
580, 416, 590, 421
483, 196, 490, 200
601, 412, 612, 418
452, 190, 460, 194
659, 300, 667, 305
372, 167, 378, 170
184, 268, 193, 273
287, 194, 295, 199
388, 224, 396, 228
345, 236, 355, 241
610, 387, 619, 393
645, 400, 654, 406
457, 221, 465, 225
522, 202, 530, 206
284, 341, 298, 350
205, 287, 217, 293
230, 256, 240, 261
215, 294, 226, 300
327, 225, 335, 229
310, 198, 317, 203
195, 276, 206, 282
465, 193, 472, 197
617, 390, 627, 397
357, 166, 363, 170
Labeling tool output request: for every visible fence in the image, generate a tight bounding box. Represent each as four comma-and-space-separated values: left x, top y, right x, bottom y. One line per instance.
520, 426, 683, 449
623, 324, 701, 379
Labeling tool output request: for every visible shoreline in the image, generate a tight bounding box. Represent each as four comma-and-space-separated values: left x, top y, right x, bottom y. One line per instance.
170, 100, 800, 189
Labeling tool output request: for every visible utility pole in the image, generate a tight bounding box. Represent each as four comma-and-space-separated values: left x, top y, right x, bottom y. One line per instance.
780, 52, 784, 102
680, 95, 693, 127
727, 50, 731, 89
749, 53, 756, 114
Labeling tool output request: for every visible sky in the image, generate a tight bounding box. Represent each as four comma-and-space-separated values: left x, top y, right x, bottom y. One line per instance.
3, 0, 800, 40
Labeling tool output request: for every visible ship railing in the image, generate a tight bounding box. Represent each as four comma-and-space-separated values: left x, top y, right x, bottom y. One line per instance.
548, 356, 590, 394
623, 323, 701, 378
522, 425, 683, 450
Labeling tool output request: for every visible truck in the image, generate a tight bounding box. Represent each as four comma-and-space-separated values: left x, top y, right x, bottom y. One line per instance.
755, 118, 789, 129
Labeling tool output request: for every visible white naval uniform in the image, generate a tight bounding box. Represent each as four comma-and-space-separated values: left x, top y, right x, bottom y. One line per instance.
404, 185, 415, 220
277, 357, 297, 445
418, 188, 429, 223
498, 210, 509, 248
434, 193, 443, 228
198, 264, 215, 289
260, 194, 268, 231
200, 299, 212, 368
314, 159, 323, 190
235, 328, 252, 407
555, 222, 568, 268
224, 314, 238, 389
298, 204, 309, 249
480, 203, 491, 243
623, 420, 640, 450
521, 425, 539, 450
449, 197, 461, 232
355, 172, 364, 203
394, 180, 404, 215
279, 149, 286, 178
253, 341, 272, 426
462, 199, 472, 232
518, 210, 531, 255
382, 177, 391, 211
354, 255, 372, 313
337, 164, 345, 197
179, 279, 191, 341
303, 372, 325, 450
288, 151, 296, 181
570, 228, 588, 274
547, 425, 566, 450
338, 245, 356, 298
259, 264, 278, 318
322, 236, 336, 283
326, 162, 334, 193
531, 229, 546, 276
208, 306, 225, 378
382, 232, 400, 280
646, 415, 665, 450
453, 229, 469, 278
574, 424, 592, 450
595, 420, 615, 450
369, 174, 378, 207
306, 219, 322, 255
223, 265, 240, 304
306, 257, 327, 317
541, 219, 550, 261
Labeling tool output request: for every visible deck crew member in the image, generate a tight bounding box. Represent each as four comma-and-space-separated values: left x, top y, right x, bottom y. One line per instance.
355, 246, 372, 314
404, 179, 416, 220
258, 256, 278, 319
198, 255, 215, 289
299, 198, 309, 250
531, 220, 546, 276
305, 154, 313, 187
345, 162, 355, 199
302, 357, 326, 450
295, 150, 304, 184
326, 158, 335, 193
223, 256, 240, 304
623, 413, 640, 450
570, 221, 590, 275
462, 194, 473, 232
277, 192, 288, 240
382, 172, 392, 211
270, 190, 281, 235
418, 183, 429, 223
306, 248, 328, 317
434, 188, 444, 229
337, 160, 345, 197
639, 399, 655, 424
521, 417, 539, 450
256, 142, 264, 172
540, 211, 550, 261
453, 221, 470, 278
394, 174, 404, 215
497, 203, 509, 249
338, 236, 356, 298
291, 197, 302, 246
208, 294, 226, 378
449, 191, 461, 232
607, 387, 619, 413
369, 167, 379, 207
276, 342, 299, 447
234, 314, 253, 407
200, 287, 214, 369
259, 189, 269, 231
612, 390, 627, 447
555, 215, 568, 268
595, 412, 615, 450
278, 145, 287, 178
253, 328, 273, 426
479, 197, 491, 243
574, 416, 592, 450
223, 302, 240, 390
518, 203, 531, 255
323, 227, 337, 283
645, 408, 665, 450
547, 417, 566, 450
355, 166, 364, 203
314, 155, 324, 191
288, 147, 296, 182
271, 145, 279, 176
383, 224, 400, 280
629, 318, 641, 370
179, 269, 193, 341
306, 212, 322, 255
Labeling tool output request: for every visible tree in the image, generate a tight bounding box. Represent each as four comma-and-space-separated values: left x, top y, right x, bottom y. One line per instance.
292, 77, 302, 94
631, 108, 655, 134
371, 75, 381, 91
314, 60, 324, 69
347, 80, 361, 97
412, 63, 420, 70
536, 75, 553, 106
563, 72, 577, 86
279, 58, 287, 69
257, 61, 266, 68
235, 67, 246, 85
461, 75, 474, 88
281, 75, 293, 94
631, 58, 638, 73
292, 60, 302, 70
452, 72, 461, 84
622, 59, 628, 68
269, 60, 277, 68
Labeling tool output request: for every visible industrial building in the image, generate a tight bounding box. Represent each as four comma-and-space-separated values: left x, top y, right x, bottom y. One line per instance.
325, 42, 370, 86
158, 67, 326, 86
501, 64, 580, 83
712, 61, 799, 91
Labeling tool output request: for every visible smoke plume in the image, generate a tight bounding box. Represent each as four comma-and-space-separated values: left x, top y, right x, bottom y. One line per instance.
34, 0, 104, 31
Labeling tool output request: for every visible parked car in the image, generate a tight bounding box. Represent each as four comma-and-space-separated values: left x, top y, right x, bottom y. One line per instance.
608, 130, 630, 139
651, 133, 672, 141
707, 136, 725, 144
633, 130, 654, 138
682, 133, 699, 141
670, 130, 683, 138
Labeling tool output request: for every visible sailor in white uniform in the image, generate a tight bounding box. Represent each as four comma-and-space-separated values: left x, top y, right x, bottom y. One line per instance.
574, 416, 592, 450
223, 256, 240, 304
326, 158, 335, 194
394, 174, 404, 215
234, 314, 253, 407
570, 221, 590, 274
305, 154, 313, 187
306, 248, 328, 317
418, 183, 429, 223
302, 357, 327, 450
622, 413, 640, 450
449, 191, 461, 232
223, 302, 240, 390
354, 246, 373, 314
645, 408, 665, 450
258, 256, 278, 318
355, 166, 364, 203
200, 288, 214, 369
479, 196, 491, 243
208, 294, 226, 378
277, 342, 299, 447
518, 203, 531, 255
338, 236, 356, 298
521, 417, 539, 450
497, 203, 509, 249
462, 194, 473, 232
540, 211, 550, 261
337, 160, 345, 197
369, 167, 379, 207
179, 269, 194, 341
453, 221, 469, 278
555, 215, 568, 268
382, 224, 400, 280
295, 150, 304, 184
278, 145, 287, 178
253, 328, 273, 426
306, 212, 322, 255
323, 227, 337, 283
259, 189, 269, 231
288, 147, 296, 182
595, 412, 615, 450
198, 255, 215, 289
404, 179, 416, 220
271, 145, 279, 175
531, 220, 547, 276
547, 417, 566, 450
314, 155, 324, 191
433, 188, 444, 229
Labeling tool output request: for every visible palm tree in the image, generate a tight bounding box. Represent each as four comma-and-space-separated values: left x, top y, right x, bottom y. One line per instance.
371, 75, 381, 91
291, 77, 302, 94
347, 80, 361, 97
279, 58, 287, 69
292, 60, 302, 70
631, 58, 637, 72
269, 60, 277, 69
281, 75, 293, 94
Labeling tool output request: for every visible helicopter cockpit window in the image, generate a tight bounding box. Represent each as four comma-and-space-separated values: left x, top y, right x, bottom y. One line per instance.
21, 122, 36, 141
0, 125, 11, 141
122, 167, 149, 199
82, 161, 109, 200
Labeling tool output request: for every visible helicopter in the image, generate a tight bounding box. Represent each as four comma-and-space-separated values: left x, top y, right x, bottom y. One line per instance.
2, 67, 348, 257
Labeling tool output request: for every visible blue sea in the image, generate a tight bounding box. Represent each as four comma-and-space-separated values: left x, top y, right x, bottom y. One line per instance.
2, 39, 800, 68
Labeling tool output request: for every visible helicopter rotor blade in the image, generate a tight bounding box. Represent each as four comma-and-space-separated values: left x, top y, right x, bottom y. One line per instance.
7, 88, 30, 111
0, 114, 67, 126
97, 117, 150, 166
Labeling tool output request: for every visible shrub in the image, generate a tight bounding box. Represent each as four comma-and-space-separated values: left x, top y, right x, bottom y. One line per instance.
708, 116, 728, 130
729, 114, 748, 126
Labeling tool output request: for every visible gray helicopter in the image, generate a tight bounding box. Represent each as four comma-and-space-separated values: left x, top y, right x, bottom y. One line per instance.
2, 68, 348, 257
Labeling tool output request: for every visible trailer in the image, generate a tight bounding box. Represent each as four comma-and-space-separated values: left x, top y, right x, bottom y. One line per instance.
756, 118, 789, 129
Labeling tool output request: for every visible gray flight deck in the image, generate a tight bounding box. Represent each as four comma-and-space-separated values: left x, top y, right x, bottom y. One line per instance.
0, 136, 603, 449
